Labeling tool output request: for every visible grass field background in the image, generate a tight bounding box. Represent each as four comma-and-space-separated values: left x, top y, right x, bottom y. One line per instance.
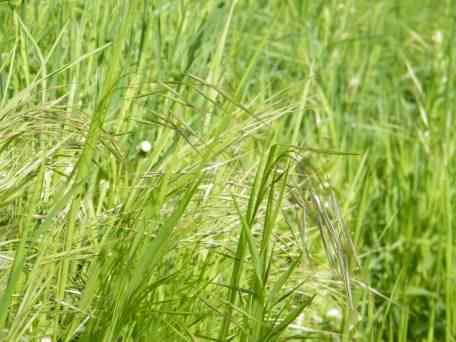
0, 1, 455, 341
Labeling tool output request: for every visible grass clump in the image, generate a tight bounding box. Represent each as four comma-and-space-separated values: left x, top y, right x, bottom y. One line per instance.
0, 0, 455, 341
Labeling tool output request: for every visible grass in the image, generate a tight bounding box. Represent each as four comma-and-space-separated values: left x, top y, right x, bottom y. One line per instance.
0, 0, 455, 341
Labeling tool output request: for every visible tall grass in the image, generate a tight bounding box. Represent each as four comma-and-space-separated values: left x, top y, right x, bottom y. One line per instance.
0, 0, 454, 341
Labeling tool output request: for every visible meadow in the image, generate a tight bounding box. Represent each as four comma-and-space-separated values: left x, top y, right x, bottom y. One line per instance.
0, 1, 454, 341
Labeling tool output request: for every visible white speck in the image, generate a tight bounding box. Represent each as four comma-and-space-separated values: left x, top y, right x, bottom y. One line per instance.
137, 140, 152, 153
64, 165, 74, 176
40, 337, 52, 342
349, 76, 361, 89
326, 307, 342, 321
432, 31, 443, 45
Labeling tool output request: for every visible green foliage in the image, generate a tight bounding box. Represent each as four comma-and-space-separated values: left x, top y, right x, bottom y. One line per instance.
0, 0, 454, 341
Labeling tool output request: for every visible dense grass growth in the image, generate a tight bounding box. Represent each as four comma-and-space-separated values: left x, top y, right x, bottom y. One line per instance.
0, 1, 455, 341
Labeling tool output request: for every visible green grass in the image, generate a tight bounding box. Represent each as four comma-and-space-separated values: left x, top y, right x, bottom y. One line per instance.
0, 0, 455, 341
